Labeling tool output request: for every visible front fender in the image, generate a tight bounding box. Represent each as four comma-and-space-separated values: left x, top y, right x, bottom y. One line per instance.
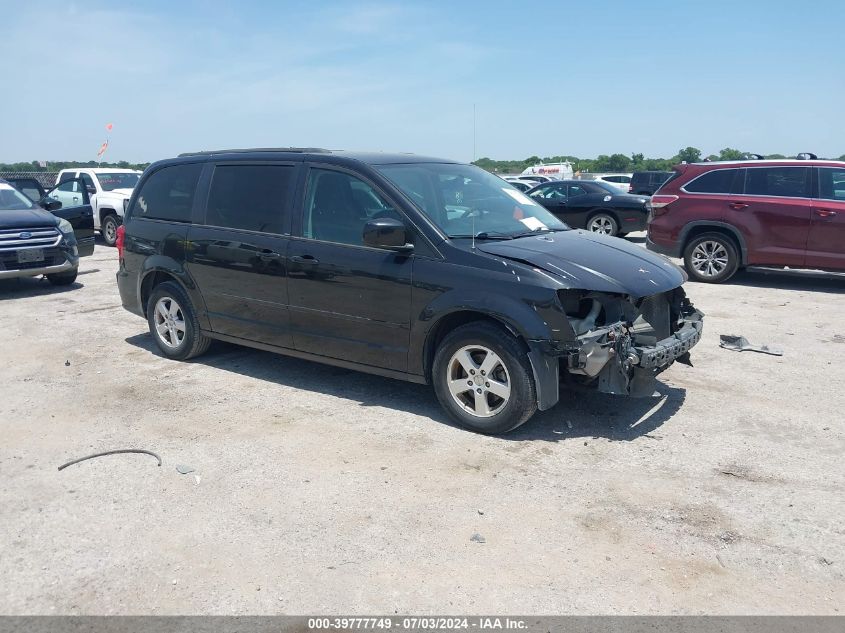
415, 287, 571, 412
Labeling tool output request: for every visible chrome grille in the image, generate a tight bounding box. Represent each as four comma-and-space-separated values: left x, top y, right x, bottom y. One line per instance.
0, 226, 61, 251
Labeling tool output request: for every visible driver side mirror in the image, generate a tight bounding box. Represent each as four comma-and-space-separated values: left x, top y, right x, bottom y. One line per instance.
363, 217, 413, 253
86, 185, 97, 195
40, 198, 62, 211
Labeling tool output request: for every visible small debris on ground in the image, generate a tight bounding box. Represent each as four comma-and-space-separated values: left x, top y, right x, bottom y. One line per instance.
175, 464, 195, 475
477, 509, 484, 515
64, 360, 71, 366
818, 557, 834, 566
719, 334, 783, 356
470, 533, 486, 544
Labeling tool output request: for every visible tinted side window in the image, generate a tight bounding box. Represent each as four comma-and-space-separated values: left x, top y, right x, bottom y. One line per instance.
81, 173, 96, 190
205, 165, 294, 234
684, 169, 739, 194
818, 168, 845, 201
58, 172, 76, 184
530, 184, 566, 199
132, 163, 202, 222
57, 180, 77, 193
303, 169, 397, 246
568, 184, 588, 197
744, 167, 809, 198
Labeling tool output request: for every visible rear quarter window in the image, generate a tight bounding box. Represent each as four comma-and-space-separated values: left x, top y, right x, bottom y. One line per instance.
817, 167, 845, 201
683, 168, 739, 194
130, 163, 203, 222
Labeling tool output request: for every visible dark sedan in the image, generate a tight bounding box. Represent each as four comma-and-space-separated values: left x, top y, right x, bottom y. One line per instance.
526, 180, 650, 237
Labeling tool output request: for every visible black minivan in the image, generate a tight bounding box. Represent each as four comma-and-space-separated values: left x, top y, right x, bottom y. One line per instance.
117, 149, 703, 434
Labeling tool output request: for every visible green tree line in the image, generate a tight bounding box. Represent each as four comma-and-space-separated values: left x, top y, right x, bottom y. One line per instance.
473, 148, 845, 174
0, 160, 151, 172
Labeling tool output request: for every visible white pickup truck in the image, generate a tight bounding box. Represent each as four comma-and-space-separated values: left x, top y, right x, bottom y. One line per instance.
54, 168, 141, 246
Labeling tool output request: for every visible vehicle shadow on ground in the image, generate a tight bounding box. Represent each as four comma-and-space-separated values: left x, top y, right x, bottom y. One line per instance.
702, 268, 845, 295
126, 333, 685, 442
0, 277, 83, 300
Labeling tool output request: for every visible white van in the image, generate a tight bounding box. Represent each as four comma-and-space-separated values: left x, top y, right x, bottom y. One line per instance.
520, 162, 574, 181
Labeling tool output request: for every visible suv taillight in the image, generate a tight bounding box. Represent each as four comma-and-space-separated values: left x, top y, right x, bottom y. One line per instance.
116, 225, 126, 260
649, 194, 679, 216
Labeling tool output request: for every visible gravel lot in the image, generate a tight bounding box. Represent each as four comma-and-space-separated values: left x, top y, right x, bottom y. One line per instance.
1, 234, 843, 614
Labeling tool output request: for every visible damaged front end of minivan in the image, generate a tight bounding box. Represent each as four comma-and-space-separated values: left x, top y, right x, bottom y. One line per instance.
556, 287, 704, 397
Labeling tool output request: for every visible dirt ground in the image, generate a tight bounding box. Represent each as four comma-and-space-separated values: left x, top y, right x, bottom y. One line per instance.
1, 235, 843, 615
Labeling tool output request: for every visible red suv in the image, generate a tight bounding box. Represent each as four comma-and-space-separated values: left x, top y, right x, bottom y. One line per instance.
646, 156, 845, 282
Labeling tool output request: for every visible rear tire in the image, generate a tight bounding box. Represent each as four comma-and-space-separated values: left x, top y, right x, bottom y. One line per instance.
101, 214, 119, 247
46, 268, 78, 286
146, 281, 211, 360
587, 212, 619, 236
432, 321, 537, 435
683, 232, 740, 283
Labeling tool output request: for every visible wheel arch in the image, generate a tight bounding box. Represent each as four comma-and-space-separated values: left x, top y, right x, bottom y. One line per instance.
137, 261, 210, 329
422, 310, 525, 382
99, 207, 118, 224
586, 207, 621, 226
680, 222, 748, 266
420, 307, 560, 412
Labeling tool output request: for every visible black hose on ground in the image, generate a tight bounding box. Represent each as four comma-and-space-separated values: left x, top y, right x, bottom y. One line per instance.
57, 449, 162, 471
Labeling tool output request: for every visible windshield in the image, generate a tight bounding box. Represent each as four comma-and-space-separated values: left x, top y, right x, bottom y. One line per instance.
96, 172, 140, 191
0, 183, 36, 210
377, 163, 568, 238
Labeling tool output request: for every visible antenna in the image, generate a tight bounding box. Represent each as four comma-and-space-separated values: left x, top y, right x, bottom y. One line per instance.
473, 103, 477, 162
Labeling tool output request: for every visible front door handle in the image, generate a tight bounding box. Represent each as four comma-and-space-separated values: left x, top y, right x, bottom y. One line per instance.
729, 202, 749, 210
290, 254, 319, 265
259, 250, 281, 260
815, 209, 838, 218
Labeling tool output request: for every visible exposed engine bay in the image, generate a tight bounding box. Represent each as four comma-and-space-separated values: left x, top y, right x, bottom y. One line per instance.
558, 287, 704, 397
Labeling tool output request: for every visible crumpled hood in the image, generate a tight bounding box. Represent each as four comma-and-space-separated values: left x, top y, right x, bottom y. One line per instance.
476, 229, 686, 298
0, 208, 60, 229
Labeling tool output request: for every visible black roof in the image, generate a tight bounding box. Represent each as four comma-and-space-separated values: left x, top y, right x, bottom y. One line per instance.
176, 147, 458, 165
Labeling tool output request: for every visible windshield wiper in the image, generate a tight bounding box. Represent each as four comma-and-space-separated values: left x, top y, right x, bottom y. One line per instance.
509, 227, 569, 239
450, 231, 515, 240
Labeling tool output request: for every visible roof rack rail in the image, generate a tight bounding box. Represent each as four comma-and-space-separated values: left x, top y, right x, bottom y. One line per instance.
744, 153, 765, 160
796, 152, 818, 160
177, 147, 331, 157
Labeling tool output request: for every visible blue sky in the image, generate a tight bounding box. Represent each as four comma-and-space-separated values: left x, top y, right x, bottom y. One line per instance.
2, 0, 842, 163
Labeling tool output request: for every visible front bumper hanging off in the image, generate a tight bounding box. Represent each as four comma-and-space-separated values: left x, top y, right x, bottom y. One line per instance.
566, 308, 704, 398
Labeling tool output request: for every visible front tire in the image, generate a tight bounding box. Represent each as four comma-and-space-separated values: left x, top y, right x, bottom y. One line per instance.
101, 214, 119, 247
587, 212, 619, 236
432, 322, 537, 434
46, 268, 78, 286
146, 281, 211, 360
683, 233, 739, 283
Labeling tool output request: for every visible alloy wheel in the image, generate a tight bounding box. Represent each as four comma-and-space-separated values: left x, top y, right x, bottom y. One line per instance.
690, 240, 729, 278
153, 296, 186, 348
589, 216, 614, 235
446, 345, 511, 418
